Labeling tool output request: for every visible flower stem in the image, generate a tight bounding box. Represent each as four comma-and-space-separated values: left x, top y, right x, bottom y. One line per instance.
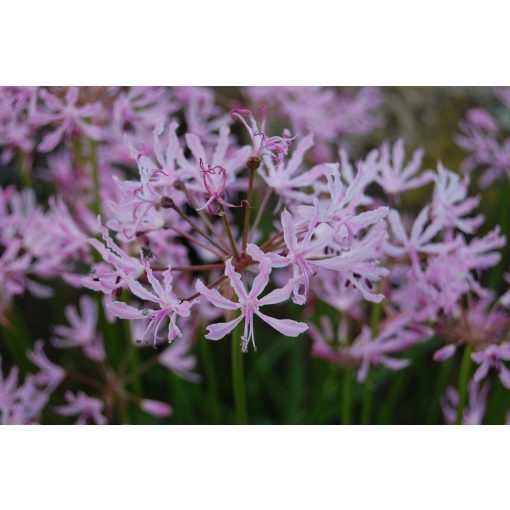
341, 368, 353, 425
18, 152, 32, 189
200, 337, 221, 424
361, 300, 382, 425
455, 344, 473, 425
241, 167, 256, 255
220, 205, 239, 259
249, 187, 272, 242
88, 138, 101, 216
361, 370, 372, 425
231, 317, 248, 424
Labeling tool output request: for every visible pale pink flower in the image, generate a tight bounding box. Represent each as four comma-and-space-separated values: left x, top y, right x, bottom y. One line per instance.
231, 106, 294, 162
107, 258, 193, 345
472, 344, 510, 388
258, 133, 324, 203
55, 391, 107, 425
349, 315, 432, 382
385, 207, 455, 265
431, 163, 484, 234
195, 159, 242, 215
159, 335, 201, 383
441, 380, 489, 425
52, 295, 105, 361
27, 340, 65, 391
501, 274, 510, 308
140, 399, 173, 418
196, 257, 307, 352
32, 87, 103, 152
374, 139, 434, 195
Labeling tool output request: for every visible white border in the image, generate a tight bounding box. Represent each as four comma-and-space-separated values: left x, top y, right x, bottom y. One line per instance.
1, 425, 508, 509
1, 0, 509, 85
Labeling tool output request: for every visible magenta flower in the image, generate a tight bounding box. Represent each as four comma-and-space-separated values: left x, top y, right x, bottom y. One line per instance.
107, 258, 193, 345
231, 106, 294, 162
196, 257, 308, 352
55, 391, 107, 425
52, 295, 105, 361
32, 87, 103, 152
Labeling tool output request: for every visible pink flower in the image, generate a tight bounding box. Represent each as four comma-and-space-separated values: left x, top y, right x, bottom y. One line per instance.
431, 163, 484, 234
196, 257, 308, 352
441, 380, 489, 425
501, 274, 510, 308
231, 106, 293, 162
52, 295, 105, 361
374, 139, 434, 195
385, 207, 455, 265
196, 159, 242, 215
349, 314, 431, 382
107, 258, 193, 345
140, 399, 173, 418
55, 391, 107, 425
472, 344, 510, 388
258, 133, 325, 203
79, 221, 144, 295
159, 335, 201, 383
27, 340, 65, 391
32, 87, 103, 152
309, 313, 431, 381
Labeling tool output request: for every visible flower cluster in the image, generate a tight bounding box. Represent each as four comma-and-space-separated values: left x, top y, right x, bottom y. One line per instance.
1, 86, 509, 424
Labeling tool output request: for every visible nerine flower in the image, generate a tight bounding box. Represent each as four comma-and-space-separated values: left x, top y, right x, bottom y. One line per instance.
107, 257, 193, 345
159, 335, 201, 383
51, 295, 105, 361
309, 314, 431, 382
231, 106, 294, 162
349, 315, 432, 382
441, 380, 489, 425
385, 207, 455, 265
196, 159, 242, 215
55, 391, 107, 425
374, 139, 433, 195
431, 163, 484, 234
258, 133, 325, 203
32, 87, 103, 152
472, 344, 510, 389
196, 256, 308, 352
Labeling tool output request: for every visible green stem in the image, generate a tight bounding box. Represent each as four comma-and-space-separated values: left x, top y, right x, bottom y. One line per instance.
18, 152, 32, 189
200, 337, 221, 424
232, 318, 248, 424
455, 344, 473, 425
360, 300, 382, 425
361, 370, 372, 425
88, 138, 101, 216
489, 178, 510, 291
341, 368, 353, 425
